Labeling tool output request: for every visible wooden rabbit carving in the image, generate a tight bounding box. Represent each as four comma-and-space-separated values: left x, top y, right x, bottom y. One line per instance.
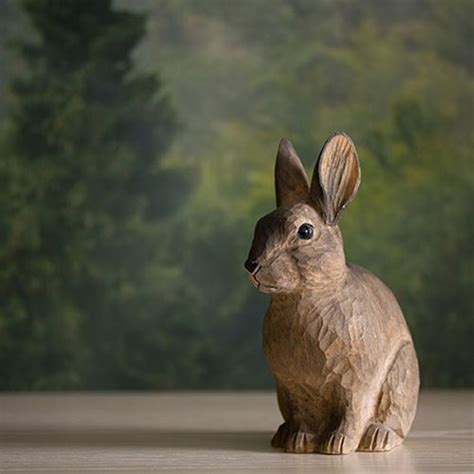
244, 133, 419, 455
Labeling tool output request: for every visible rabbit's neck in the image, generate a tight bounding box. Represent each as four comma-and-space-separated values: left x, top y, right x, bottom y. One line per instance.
271, 264, 349, 309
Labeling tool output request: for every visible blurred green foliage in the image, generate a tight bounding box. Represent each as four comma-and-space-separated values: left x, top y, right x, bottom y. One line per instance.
0, 0, 472, 389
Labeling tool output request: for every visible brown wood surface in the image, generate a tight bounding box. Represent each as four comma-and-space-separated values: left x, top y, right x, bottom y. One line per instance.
245, 133, 419, 454
0, 391, 472, 473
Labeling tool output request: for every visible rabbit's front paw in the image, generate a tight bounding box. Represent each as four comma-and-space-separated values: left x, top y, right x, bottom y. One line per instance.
358, 423, 403, 452
284, 431, 317, 453
319, 430, 358, 455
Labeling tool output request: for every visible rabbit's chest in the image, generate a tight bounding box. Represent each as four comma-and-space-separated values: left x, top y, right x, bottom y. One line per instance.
263, 300, 369, 383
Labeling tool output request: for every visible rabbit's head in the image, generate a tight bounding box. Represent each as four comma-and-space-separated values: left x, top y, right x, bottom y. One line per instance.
244, 133, 361, 294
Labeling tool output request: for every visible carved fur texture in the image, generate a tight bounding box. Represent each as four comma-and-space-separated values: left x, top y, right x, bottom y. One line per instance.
244, 133, 419, 455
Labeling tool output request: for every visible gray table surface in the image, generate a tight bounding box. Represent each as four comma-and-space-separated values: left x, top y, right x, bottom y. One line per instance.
0, 391, 473, 473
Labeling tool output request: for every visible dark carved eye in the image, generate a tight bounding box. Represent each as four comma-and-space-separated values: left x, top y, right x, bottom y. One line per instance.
297, 223, 314, 240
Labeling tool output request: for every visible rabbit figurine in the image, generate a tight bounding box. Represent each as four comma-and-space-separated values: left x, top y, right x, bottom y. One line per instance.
244, 133, 419, 455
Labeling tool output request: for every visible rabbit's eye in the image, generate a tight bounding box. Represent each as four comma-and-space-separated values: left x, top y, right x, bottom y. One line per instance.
297, 223, 314, 240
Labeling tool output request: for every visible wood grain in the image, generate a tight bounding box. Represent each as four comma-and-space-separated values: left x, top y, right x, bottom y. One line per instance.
0, 391, 472, 473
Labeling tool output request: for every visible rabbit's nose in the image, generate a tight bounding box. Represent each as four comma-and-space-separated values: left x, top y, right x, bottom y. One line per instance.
244, 259, 259, 274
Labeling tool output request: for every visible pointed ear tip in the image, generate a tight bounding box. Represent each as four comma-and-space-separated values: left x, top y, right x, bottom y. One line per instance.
278, 137, 292, 149
277, 137, 295, 158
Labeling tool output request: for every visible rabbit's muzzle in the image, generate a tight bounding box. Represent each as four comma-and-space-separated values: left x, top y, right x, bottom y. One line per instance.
244, 251, 299, 293
244, 209, 302, 293
244, 258, 262, 289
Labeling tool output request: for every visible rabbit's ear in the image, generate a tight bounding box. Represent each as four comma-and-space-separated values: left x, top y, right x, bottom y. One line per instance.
275, 138, 309, 207
310, 132, 361, 225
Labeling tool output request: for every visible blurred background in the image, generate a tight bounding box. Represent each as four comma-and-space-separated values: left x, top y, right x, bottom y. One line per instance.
0, 0, 472, 391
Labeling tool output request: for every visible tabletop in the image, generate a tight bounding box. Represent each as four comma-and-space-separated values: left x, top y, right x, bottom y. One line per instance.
1, 391, 473, 473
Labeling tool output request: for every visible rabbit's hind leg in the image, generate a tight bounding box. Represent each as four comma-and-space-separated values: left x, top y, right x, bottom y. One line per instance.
271, 384, 293, 448
271, 421, 290, 448
358, 342, 419, 452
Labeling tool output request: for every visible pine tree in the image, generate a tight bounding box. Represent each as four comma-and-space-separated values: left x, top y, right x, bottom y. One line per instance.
0, 0, 178, 389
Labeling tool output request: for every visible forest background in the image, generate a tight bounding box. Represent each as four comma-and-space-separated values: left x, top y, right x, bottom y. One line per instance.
0, 0, 472, 390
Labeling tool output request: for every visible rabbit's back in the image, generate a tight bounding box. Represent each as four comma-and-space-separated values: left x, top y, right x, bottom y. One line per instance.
344, 263, 412, 346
